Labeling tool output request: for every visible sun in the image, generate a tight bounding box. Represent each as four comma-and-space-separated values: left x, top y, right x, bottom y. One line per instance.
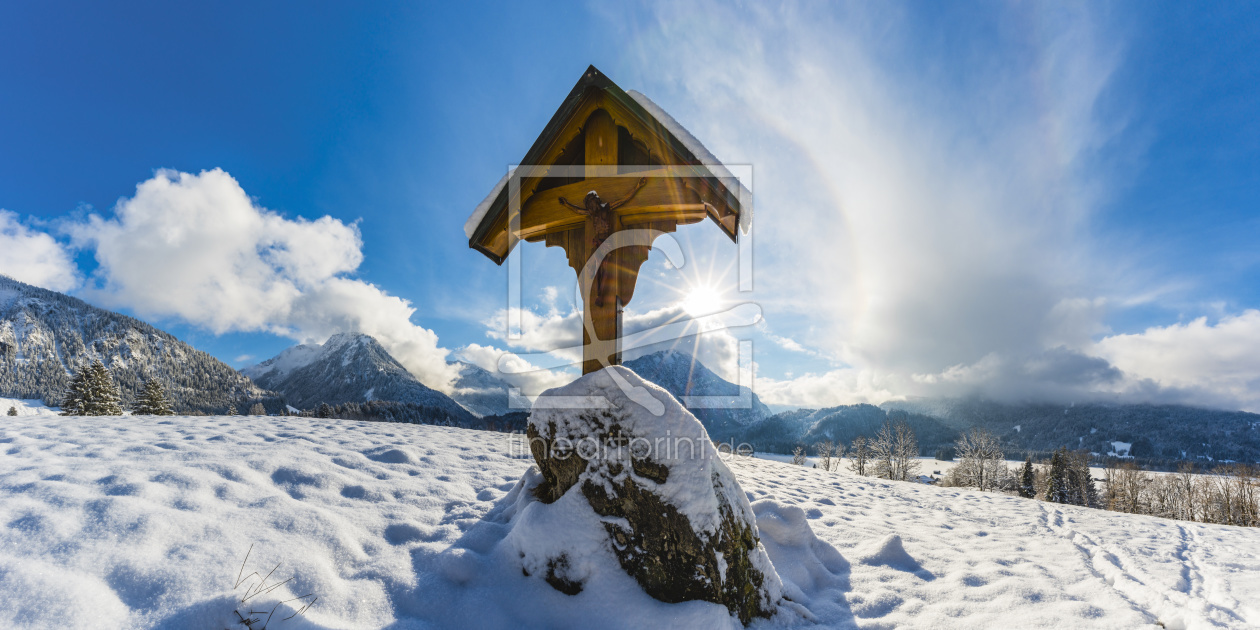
681, 285, 724, 317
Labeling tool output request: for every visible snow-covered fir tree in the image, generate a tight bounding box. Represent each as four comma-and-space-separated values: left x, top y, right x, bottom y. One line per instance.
59, 363, 90, 416
133, 379, 174, 416
83, 361, 123, 416
1019, 457, 1036, 498
5, 406, 15, 416
61, 360, 123, 416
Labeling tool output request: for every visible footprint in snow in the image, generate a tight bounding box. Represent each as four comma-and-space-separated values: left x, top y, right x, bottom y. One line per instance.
365, 447, 415, 464
384, 523, 427, 545
341, 485, 369, 499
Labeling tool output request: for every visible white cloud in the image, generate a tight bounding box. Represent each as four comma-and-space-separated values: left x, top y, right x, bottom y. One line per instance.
483, 306, 583, 362
469, 301, 751, 392
0, 210, 78, 292
68, 169, 459, 391
756, 368, 898, 409
621, 304, 745, 381
1093, 311, 1260, 411
455, 342, 575, 396
622, 2, 1145, 405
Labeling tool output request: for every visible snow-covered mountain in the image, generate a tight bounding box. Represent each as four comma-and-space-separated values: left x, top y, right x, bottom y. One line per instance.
737, 404, 960, 455
882, 397, 1260, 464
449, 360, 514, 417
624, 350, 772, 440
0, 275, 268, 412
243, 332, 475, 421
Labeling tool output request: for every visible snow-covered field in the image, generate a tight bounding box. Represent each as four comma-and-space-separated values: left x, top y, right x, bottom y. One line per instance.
0, 397, 59, 416
1, 414, 1257, 629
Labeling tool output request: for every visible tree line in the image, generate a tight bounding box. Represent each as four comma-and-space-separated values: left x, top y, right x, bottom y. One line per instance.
795, 418, 923, 482
56, 360, 174, 416
1102, 460, 1258, 527
789, 421, 1258, 528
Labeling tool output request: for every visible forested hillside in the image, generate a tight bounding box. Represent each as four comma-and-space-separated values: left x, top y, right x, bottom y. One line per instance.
0, 276, 271, 413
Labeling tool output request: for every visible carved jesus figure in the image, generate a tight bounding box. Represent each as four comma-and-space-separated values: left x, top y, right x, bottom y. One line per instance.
559, 177, 647, 306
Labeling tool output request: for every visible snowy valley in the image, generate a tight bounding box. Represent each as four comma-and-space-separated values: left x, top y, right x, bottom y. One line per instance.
1, 411, 1256, 629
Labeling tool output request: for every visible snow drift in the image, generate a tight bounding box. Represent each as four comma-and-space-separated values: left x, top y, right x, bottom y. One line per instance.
0, 413, 1256, 628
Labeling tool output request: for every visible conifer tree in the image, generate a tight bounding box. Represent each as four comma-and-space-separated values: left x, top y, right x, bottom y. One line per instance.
6, 406, 16, 416
83, 360, 123, 416
1065, 460, 1083, 505
1069, 451, 1099, 508
1019, 457, 1036, 498
227, 404, 237, 416
1044, 448, 1070, 504
133, 379, 174, 415
60, 363, 90, 416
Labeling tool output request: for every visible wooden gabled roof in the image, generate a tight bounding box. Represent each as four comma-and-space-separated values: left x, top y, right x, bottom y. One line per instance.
465, 65, 748, 264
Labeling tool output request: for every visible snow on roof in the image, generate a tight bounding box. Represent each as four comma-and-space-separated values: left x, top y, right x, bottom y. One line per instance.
464, 167, 515, 239
465, 90, 753, 242
626, 90, 753, 236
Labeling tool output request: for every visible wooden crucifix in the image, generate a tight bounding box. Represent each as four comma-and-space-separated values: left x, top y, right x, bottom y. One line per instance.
466, 66, 746, 374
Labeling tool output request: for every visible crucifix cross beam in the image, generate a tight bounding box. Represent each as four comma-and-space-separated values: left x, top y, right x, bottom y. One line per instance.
466, 66, 748, 374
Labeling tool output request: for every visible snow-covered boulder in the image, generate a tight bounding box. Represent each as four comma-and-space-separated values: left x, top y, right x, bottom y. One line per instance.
524, 367, 782, 624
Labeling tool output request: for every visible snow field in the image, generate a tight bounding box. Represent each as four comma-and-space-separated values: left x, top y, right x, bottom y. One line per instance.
0, 397, 58, 416
0, 415, 1255, 629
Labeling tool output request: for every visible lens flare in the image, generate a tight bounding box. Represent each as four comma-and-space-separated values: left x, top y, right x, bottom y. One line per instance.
682, 285, 724, 317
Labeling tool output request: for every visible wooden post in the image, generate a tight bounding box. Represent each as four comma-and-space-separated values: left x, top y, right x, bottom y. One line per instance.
582, 108, 620, 374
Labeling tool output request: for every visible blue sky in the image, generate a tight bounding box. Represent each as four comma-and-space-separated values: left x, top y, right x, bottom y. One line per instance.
2, 1, 1259, 411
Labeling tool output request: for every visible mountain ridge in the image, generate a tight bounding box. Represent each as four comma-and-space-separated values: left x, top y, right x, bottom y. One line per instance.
623, 350, 772, 441
244, 332, 476, 424
0, 275, 269, 413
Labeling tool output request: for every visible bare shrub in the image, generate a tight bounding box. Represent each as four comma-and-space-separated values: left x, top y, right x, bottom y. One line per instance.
816, 440, 835, 472
791, 446, 807, 466
947, 428, 1005, 491
849, 436, 869, 476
